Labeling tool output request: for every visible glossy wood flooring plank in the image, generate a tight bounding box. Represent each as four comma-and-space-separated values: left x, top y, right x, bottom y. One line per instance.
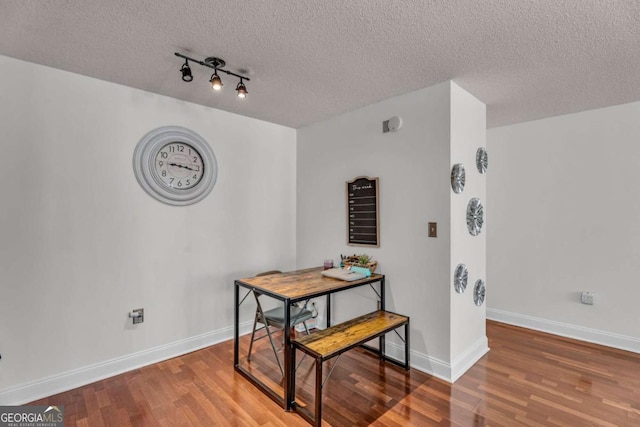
30, 321, 640, 426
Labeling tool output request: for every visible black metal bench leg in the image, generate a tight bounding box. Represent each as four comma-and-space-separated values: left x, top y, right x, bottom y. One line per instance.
315, 357, 322, 427
405, 322, 410, 370
290, 346, 297, 409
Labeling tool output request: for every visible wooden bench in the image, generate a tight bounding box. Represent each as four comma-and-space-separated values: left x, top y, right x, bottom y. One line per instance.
290, 310, 410, 426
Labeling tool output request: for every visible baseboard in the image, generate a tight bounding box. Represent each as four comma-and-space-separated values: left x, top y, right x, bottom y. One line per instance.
450, 336, 490, 382
322, 313, 488, 384
384, 340, 451, 382
384, 337, 488, 383
487, 308, 640, 354
0, 321, 254, 405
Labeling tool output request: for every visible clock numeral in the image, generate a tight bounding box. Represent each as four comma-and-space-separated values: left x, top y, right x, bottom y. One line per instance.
193, 174, 197, 179
193, 156, 198, 162
158, 160, 163, 167
186, 179, 191, 186
169, 178, 174, 184
161, 152, 168, 159
177, 180, 183, 187
195, 166, 200, 172
161, 170, 167, 177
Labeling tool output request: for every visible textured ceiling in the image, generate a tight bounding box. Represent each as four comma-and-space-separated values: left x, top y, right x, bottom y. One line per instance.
1, 1, 639, 129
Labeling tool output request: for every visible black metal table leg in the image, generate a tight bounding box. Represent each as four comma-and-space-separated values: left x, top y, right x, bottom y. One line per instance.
380, 277, 386, 359
284, 297, 293, 410
234, 281, 239, 367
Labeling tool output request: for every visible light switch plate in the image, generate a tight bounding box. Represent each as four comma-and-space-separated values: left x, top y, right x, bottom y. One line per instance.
428, 222, 437, 237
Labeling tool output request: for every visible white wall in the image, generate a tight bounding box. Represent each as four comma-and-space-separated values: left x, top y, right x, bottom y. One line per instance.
0, 55, 297, 403
0, 55, 493, 402
449, 83, 488, 379
297, 81, 487, 380
487, 101, 640, 352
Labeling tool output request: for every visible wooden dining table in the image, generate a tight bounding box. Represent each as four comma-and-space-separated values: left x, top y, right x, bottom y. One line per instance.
233, 267, 386, 410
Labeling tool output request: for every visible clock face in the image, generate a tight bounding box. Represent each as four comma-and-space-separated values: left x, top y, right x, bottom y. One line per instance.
453, 263, 468, 294
451, 164, 466, 193
133, 126, 218, 206
476, 147, 488, 174
154, 142, 204, 190
474, 279, 486, 306
466, 198, 484, 236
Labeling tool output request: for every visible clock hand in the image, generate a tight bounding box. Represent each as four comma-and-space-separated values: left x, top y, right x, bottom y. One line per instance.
168, 162, 196, 171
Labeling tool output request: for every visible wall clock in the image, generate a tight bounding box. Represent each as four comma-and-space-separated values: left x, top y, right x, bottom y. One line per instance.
133, 126, 218, 206
453, 263, 468, 294
474, 279, 486, 306
450, 164, 466, 193
476, 147, 488, 174
466, 198, 484, 236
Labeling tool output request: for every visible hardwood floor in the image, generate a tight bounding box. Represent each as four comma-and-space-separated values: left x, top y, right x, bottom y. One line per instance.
31, 321, 640, 426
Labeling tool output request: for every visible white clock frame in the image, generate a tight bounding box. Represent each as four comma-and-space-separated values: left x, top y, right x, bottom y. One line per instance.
133, 126, 218, 206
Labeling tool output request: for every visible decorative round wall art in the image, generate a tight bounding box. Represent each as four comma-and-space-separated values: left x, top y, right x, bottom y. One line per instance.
466, 198, 484, 236
133, 126, 218, 206
453, 263, 468, 294
474, 279, 486, 306
476, 147, 488, 174
450, 164, 466, 193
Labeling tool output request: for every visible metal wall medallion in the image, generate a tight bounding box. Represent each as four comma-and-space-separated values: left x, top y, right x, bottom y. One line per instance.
466, 198, 484, 236
476, 147, 488, 174
453, 264, 468, 293
474, 279, 486, 306
450, 164, 466, 193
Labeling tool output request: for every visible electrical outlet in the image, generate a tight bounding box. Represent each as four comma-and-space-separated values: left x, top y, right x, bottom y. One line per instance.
130, 308, 144, 324
580, 291, 594, 305
296, 302, 317, 332
296, 318, 315, 332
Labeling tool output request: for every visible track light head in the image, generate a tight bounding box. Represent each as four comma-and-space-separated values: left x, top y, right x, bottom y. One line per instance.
175, 53, 250, 100
210, 72, 223, 91
236, 80, 248, 99
180, 60, 193, 82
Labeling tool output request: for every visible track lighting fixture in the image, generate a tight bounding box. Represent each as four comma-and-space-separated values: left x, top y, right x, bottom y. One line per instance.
236, 79, 247, 98
181, 60, 193, 82
175, 53, 250, 99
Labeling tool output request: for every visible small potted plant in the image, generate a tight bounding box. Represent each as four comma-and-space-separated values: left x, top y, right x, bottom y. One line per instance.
341, 254, 378, 274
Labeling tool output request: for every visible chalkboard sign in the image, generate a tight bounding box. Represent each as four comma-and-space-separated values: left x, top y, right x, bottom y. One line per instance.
347, 176, 380, 247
